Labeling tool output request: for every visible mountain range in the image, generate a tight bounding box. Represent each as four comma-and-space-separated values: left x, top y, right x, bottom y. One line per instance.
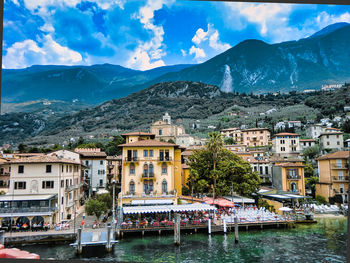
2, 23, 350, 105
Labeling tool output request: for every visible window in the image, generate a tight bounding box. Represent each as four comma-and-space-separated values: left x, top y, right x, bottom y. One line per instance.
14, 181, 26, 189
129, 163, 135, 175
337, 141, 340, 145
280, 140, 285, 144
144, 150, 148, 157
129, 181, 135, 194
42, 181, 54, 189
280, 147, 285, 152
100, 160, 104, 165
70, 179, 72, 186
162, 163, 167, 174
18, 165, 24, 174
61, 197, 64, 205
149, 150, 154, 157
162, 180, 168, 194
260, 166, 263, 174
61, 165, 64, 172
46, 165, 52, 173
327, 142, 330, 146
99, 179, 103, 187
66, 165, 68, 173
143, 180, 153, 194
61, 180, 64, 188
149, 163, 154, 175
85, 161, 89, 166
159, 129, 162, 136
69, 165, 72, 173
133, 150, 138, 159
265, 166, 268, 175
290, 182, 297, 192
338, 171, 344, 180
143, 164, 149, 175
66, 179, 69, 187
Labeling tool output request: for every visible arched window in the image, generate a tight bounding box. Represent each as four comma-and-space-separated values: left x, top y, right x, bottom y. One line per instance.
129, 181, 135, 195
162, 180, 167, 194
149, 163, 154, 175
129, 163, 135, 175
290, 182, 297, 192
162, 163, 167, 174
143, 164, 148, 176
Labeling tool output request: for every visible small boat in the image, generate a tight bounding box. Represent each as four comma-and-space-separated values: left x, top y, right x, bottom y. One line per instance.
0, 244, 40, 259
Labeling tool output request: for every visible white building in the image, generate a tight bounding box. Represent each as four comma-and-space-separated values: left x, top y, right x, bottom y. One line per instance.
2, 155, 83, 225
306, 124, 326, 140
74, 148, 107, 195
175, 134, 205, 147
287, 121, 302, 129
319, 132, 344, 152
299, 139, 316, 152
272, 132, 301, 156
275, 121, 286, 131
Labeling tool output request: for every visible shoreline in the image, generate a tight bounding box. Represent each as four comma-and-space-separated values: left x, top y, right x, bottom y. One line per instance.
314, 213, 346, 218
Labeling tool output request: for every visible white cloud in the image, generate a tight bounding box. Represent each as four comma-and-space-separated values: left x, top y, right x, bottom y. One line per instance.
39, 23, 55, 33
188, 24, 230, 62
189, 46, 206, 61
316, 11, 350, 28
181, 49, 187, 57
3, 35, 83, 69
127, 0, 175, 70
192, 28, 208, 45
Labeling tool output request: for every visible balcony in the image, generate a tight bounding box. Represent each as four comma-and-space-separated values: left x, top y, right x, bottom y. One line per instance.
158, 157, 173, 162
331, 164, 348, 169
125, 157, 139, 162
332, 176, 349, 182
0, 172, 10, 177
287, 175, 301, 180
0, 207, 57, 214
141, 173, 155, 180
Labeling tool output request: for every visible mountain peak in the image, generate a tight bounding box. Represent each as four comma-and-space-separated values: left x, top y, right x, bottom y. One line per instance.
308, 22, 350, 39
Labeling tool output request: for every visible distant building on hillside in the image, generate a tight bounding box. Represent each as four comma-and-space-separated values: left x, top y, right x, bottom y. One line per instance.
272, 132, 300, 156
150, 113, 186, 142
299, 139, 316, 151
321, 84, 343, 91
242, 128, 271, 147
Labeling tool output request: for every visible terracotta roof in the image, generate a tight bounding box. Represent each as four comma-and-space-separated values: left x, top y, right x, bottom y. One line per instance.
118, 139, 178, 147
8, 155, 81, 165
319, 132, 343, 136
300, 139, 315, 142
273, 132, 300, 137
243, 128, 270, 132
317, 151, 349, 160
275, 162, 305, 167
121, 131, 155, 136
77, 151, 107, 158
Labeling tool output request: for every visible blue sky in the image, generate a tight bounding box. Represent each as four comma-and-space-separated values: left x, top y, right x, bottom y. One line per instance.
3, 0, 350, 70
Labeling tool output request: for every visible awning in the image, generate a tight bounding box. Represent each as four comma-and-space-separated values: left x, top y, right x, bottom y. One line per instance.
203, 197, 234, 207
265, 194, 292, 199
0, 194, 57, 202
130, 199, 174, 205
122, 204, 217, 215
285, 194, 306, 199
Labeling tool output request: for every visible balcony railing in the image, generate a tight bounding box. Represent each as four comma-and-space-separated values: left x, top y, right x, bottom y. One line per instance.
332, 176, 349, 181
331, 164, 348, 169
125, 157, 138, 162
287, 175, 301, 180
0, 207, 57, 214
158, 157, 172, 162
122, 192, 176, 198
142, 172, 154, 178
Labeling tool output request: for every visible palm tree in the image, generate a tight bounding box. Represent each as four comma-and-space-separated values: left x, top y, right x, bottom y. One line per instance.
206, 132, 224, 202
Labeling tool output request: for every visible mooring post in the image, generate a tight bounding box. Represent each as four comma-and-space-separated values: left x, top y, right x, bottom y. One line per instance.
77, 227, 82, 254
223, 219, 227, 233
208, 218, 212, 235
234, 217, 239, 243
106, 224, 112, 252
174, 213, 180, 246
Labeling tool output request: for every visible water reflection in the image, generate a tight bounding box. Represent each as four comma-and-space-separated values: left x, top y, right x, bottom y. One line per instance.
18, 217, 347, 263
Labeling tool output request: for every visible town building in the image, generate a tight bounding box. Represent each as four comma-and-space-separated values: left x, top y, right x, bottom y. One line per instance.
287, 121, 302, 129
0, 155, 83, 225
315, 151, 349, 204
271, 132, 300, 156
242, 128, 271, 147
118, 133, 183, 206
299, 139, 316, 151
318, 132, 344, 152
306, 124, 325, 140
175, 134, 205, 147
220, 128, 243, 144
106, 155, 122, 187
271, 162, 306, 195
224, 144, 247, 153
237, 152, 271, 183
0, 158, 10, 194
74, 148, 107, 196
150, 112, 186, 142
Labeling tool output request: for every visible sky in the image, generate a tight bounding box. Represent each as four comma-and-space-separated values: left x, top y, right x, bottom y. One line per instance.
3, 0, 350, 70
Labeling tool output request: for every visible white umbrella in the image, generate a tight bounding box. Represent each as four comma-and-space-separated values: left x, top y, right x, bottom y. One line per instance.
279, 207, 293, 212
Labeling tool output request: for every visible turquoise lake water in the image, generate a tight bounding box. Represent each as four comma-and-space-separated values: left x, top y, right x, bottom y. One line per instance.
18, 217, 347, 263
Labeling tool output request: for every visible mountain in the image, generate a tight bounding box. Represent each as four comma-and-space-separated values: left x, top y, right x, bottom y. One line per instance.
140, 23, 350, 94
2, 63, 192, 104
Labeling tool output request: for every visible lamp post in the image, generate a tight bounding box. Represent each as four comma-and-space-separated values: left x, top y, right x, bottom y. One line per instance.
112, 179, 116, 239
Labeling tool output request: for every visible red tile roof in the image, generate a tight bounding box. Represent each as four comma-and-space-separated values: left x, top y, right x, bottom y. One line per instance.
8, 155, 81, 165
317, 151, 349, 160
273, 132, 300, 137
118, 139, 178, 147
275, 162, 305, 167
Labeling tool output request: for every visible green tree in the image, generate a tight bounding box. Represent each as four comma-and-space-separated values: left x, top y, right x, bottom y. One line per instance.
315, 194, 327, 205
167, 139, 175, 144
224, 137, 236, 145
306, 176, 319, 198
18, 144, 29, 153
206, 132, 224, 200
304, 163, 314, 177
187, 145, 261, 197
96, 193, 113, 209
303, 145, 319, 161
105, 135, 125, 156
85, 199, 108, 220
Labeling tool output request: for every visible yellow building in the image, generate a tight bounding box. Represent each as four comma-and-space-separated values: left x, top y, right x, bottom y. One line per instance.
316, 151, 349, 204
118, 132, 183, 206
150, 112, 186, 142
242, 128, 271, 147
272, 162, 306, 196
